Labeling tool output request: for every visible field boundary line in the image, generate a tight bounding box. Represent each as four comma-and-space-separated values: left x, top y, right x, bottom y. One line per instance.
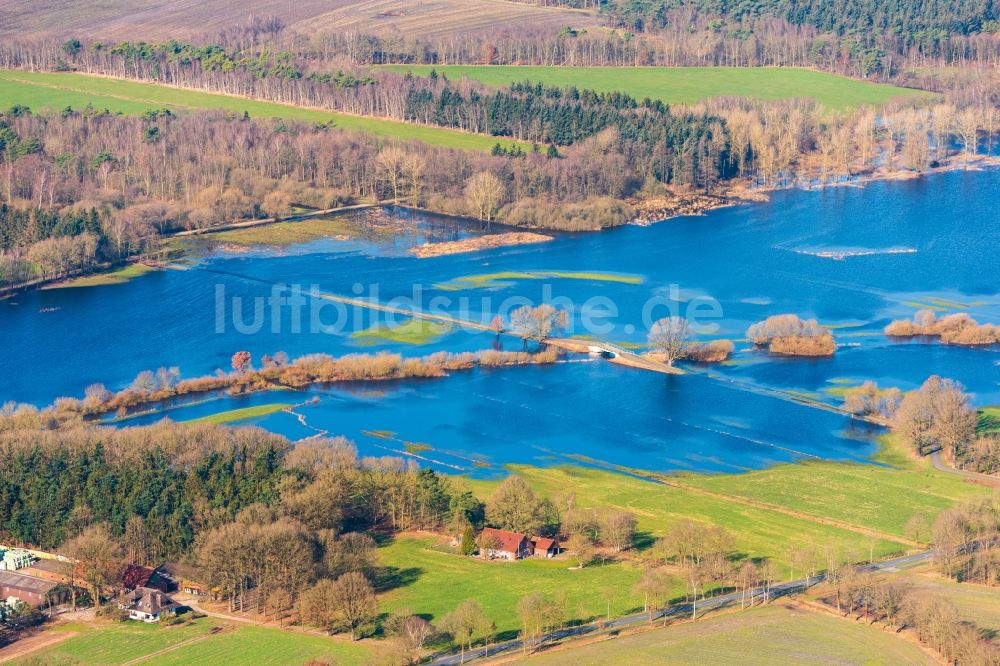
0, 70, 531, 151
662, 477, 922, 548
118, 627, 222, 666
790, 597, 949, 665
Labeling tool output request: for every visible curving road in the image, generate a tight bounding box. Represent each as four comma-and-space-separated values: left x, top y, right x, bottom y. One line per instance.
931, 452, 1000, 487
429, 550, 933, 665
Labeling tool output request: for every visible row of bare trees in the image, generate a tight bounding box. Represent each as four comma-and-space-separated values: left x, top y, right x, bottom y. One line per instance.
823, 566, 1000, 663
48, 18, 1000, 75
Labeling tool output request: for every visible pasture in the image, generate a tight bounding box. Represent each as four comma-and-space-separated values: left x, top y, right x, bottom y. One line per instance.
679, 436, 986, 537
0, 71, 524, 152
467, 464, 911, 578
380, 65, 928, 111
377, 535, 653, 637
12, 617, 371, 665
460, 438, 989, 578
526, 602, 935, 665
980, 407, 1000, 433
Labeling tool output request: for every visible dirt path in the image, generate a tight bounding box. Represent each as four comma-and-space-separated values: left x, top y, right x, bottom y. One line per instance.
0, 628, 76, 663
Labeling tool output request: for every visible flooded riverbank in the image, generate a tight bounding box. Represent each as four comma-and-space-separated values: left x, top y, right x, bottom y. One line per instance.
2, 168, 997, 475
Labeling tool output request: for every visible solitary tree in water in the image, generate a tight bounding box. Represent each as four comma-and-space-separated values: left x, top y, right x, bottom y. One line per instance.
648, 317, 692, 366
231, 351, 252, 374
509, 305, 568, 341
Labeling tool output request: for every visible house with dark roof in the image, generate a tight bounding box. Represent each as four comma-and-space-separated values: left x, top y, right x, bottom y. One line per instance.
479, 528, 533, 560
18, 558, 73, 585
119, 586, 179, 622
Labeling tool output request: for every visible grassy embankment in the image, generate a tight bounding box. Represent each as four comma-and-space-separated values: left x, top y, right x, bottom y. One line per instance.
525, 601, 936, 665
979, 407, 1000, 433
0, 70, 526, 153
42, 263, 158, 289
380, 66, 930, 111
376, 437, 989, 636
13, 617, 371, 666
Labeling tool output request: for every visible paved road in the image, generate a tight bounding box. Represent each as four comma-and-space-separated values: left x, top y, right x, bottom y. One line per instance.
429, 550, 933, 665
931, 452, 1000, 487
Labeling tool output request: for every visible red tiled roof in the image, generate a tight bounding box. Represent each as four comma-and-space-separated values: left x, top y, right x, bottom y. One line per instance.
481, 527, 527, 554
121, 564, 154, 591
534, 538, 558, 552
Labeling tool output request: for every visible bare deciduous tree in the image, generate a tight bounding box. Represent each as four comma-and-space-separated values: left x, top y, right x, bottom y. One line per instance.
464, 171, 505, 224
648, 317, 692, 366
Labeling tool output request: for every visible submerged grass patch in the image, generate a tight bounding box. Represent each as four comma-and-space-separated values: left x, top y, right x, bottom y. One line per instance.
47, 263, 157, 289
351, 319, 450, 345
184, 403, 291, 425
436, 270, 643, 290
208, 217, 361, 247
900, 300, 952, 312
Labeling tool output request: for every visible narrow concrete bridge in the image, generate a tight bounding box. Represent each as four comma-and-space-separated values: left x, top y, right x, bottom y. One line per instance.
546, 338, 684, 375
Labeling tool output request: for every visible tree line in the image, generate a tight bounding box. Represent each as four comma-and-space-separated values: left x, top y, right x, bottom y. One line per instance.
93, 13, 1000, 77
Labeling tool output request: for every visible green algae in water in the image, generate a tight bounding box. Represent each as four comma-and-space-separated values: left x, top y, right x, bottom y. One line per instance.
351, 320, 450, 345
435, 270, 643, 290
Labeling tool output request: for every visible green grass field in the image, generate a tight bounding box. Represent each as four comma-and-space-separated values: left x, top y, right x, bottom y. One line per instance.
184, 403, 292, 425
380, 66, 928, 111
527, 602, 935, 665
378, 535, 655, 638
404, 443, 952, 633
979, 407, 999, 434
0, 70, 525, 152
15, 618, 371, 666
467, 465, 909, 575
678, 437, 987, 538
459, 439, 988, 578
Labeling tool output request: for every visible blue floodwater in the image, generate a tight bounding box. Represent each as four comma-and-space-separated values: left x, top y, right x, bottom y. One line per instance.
2, 169, 998, 475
